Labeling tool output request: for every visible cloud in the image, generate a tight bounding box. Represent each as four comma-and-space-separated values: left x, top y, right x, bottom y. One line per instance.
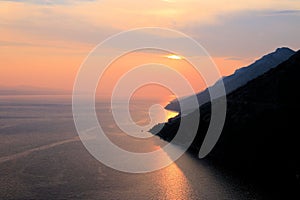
179, 9, 300, 58
0, 1, 119, 46
0, 40, 40, 47
266, 9, 300, 15
1, 0, 299, 59
0, 0, 96, 5
0, 40, 87, 51
225, 57, 244, 61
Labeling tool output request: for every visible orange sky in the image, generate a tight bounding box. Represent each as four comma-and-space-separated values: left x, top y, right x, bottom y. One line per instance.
1, 0, 299, 101
0, 33, 250, 96
97, 50, 205, 98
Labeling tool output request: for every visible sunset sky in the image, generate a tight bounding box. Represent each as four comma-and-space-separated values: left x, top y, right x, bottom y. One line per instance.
1, 0, 300, 99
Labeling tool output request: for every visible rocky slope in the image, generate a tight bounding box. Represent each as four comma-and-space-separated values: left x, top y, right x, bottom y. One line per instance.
150, 50, 300, 196
166, 47, 295, 113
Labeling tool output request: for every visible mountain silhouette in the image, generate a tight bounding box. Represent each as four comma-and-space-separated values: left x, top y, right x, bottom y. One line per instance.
166, 47, 295, 113
150, 49, 300, 198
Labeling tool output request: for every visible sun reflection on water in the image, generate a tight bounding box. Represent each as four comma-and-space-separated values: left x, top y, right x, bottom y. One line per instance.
156, 162, 192, 200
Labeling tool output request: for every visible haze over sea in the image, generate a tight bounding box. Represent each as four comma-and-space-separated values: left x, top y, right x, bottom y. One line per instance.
0, 95, 261, 199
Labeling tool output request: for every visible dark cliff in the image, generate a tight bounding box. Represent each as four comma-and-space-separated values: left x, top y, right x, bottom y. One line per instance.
166, 47, 295, 112
151, 50, 300, 195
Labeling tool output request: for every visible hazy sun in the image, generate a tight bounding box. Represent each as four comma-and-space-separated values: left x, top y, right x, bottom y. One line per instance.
165, 54, 184, 60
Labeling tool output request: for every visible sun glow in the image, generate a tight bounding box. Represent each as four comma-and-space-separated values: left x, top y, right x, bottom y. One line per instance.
165, 110, 179, 121
165, 54, 184, 60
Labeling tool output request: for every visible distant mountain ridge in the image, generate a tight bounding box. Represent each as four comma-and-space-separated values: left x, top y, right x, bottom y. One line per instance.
150, 49, 300, 197
0, 85, 70, 95
166, 47, 295, 112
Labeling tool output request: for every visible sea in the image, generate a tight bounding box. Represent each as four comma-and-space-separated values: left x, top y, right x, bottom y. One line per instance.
0, 95, 261, 200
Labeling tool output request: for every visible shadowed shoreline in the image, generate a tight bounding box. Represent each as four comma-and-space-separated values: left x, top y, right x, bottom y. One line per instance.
150, 50, 300, 199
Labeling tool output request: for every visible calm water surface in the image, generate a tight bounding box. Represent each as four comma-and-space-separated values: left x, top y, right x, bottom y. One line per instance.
0, 95, 259, 200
